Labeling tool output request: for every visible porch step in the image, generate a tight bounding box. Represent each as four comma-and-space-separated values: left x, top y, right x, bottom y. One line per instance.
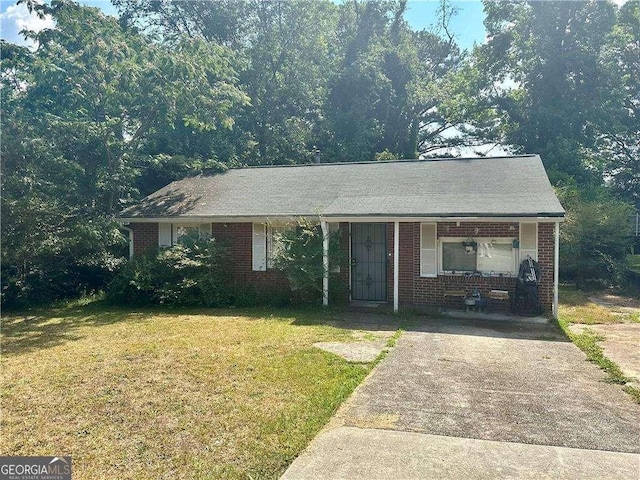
349, 301, 387, 308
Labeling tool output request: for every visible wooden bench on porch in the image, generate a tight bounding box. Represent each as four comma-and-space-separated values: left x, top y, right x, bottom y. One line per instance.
488, 289, 510, 312
443, 289, 466, 309
444, 290, 466, 299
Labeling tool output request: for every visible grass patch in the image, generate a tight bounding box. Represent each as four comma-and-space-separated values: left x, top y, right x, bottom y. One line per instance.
557, 285, 619, 324
1, 304, 373, 479
623, 385, 640, 403
556, 322, 629, 385
369, 329, 403, 367
385, 329, 402, 349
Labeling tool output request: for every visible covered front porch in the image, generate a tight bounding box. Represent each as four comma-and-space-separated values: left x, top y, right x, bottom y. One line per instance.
319, 218, 561, 317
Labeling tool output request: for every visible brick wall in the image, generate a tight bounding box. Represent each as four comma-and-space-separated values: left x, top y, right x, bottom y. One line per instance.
211, 223, 290, 294
130, 223, 158, 256
386, 223, 414, 304
211, 222, 353, 303
130, 220, 556, 313
385, 222, 520, 309
387, 221, 555, 314
537, 223, 555, 313
437, 221, 519, 237
129, 221, 352, 303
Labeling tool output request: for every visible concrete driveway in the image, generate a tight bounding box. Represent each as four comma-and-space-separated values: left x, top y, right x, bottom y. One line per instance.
282, 316, 640, 479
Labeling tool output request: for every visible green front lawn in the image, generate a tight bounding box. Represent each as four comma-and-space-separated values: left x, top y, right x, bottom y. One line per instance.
1, 305, 374, 479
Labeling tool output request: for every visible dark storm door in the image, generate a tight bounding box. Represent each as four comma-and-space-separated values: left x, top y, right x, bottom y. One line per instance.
351, 223, 387, 301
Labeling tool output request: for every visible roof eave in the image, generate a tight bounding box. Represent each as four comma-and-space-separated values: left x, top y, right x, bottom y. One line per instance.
115, 213, 565, 224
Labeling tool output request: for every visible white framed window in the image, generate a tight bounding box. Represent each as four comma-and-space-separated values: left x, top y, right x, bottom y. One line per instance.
439, 237, 518, 275
252, 222, 293, 271
172, 223, 211, 245
420, 223, 437, 277
158, 223, 211, 247
477, 241, 516, 273
519, 222, 537, 262
266, 225, 290, 269
441, 240, 475, 272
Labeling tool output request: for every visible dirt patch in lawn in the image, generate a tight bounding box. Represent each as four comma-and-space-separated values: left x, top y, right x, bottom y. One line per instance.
588, 293, 640, 319
314, 330, 395, 363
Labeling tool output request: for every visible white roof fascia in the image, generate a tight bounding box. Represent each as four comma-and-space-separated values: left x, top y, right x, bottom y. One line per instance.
117, 215, 564, 224
318, 216, 564, 223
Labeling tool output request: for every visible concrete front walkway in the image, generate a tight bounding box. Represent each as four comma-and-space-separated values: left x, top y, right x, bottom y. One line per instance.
282, 316, 640, 479
282, 427, 640, 480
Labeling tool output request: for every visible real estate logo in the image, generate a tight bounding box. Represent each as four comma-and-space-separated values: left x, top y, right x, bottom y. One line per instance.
0, 456, 71, 480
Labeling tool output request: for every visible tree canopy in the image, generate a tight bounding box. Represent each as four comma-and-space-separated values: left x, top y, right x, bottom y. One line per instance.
1, 0, 248, 305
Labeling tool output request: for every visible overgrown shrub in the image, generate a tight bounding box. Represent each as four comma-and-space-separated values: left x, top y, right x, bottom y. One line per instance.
270, 218, 345, 304
106, 236, 229, 306
1, 217, 127, 309
559, 188, 634, 288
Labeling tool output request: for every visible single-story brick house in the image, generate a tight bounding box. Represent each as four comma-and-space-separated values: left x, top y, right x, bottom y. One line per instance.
118, 155, 565, 316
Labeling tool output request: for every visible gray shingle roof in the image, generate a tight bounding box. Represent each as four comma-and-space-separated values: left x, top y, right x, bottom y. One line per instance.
119, 155, 565, 219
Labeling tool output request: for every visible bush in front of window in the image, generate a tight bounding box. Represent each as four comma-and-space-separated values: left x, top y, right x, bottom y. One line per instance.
106, 237, 230, 306
270, 218, 345, 304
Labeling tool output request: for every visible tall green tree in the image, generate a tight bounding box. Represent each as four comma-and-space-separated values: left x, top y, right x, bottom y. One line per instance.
114, 0, 466, 163
468, 0, 617, 184
240, 0, 339, 164
322, 1, 413, 161
458, 0, 637, 285
558, 187, 635, 287
597, 0, 640, 207
117, 0, 340, 165
410, 2, 468, 157
1, 0, 248, 305
319, 0, 465, 161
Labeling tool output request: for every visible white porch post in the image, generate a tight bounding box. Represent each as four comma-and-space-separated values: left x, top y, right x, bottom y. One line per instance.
553, 221, 560, 318
321, 221, 329, 307
393, 221, 399, 313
